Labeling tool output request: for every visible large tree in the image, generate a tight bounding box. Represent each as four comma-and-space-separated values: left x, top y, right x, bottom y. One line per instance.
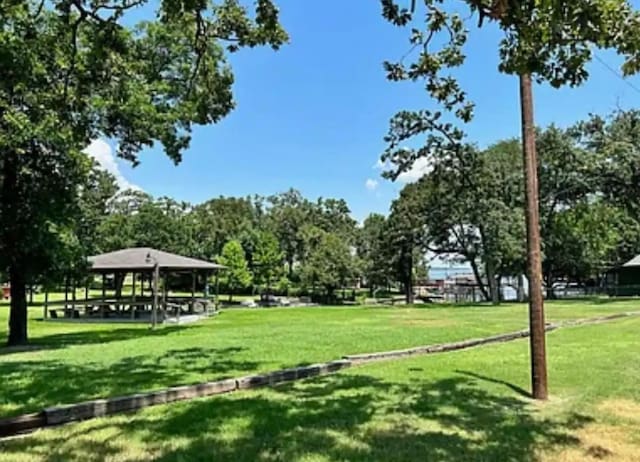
266, 189, 312, 279
190, 196, 260, 261
397, 142, 524, 303
252, 230, 284, 292
386, 180, 430, 304
301, 231, 356, 300
380, 0, 640, 399
357, 213, 394, 295
77, 161, 119, 256
218, 239, 253, 302
0, 0, 287, 345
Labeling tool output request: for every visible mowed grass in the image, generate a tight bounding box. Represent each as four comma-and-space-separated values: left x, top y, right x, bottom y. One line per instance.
1, 315, 639, 461
0, 297, 639, 418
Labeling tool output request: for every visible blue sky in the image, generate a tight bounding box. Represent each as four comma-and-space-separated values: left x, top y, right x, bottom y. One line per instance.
90, 1, 640, 222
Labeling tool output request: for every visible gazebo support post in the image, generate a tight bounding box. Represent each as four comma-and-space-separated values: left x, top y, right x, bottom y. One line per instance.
43, 288, 49, 321
163, 272, 168, 321
71, 278, 76, 318
190, 270, 196, 314
132, 272, 137, 300
101, 273, 106, 319
64, 277, 69, 317
152, 263, 159, 329
131, 272, 137, 320
84, 281, 89, 318
214, 270, 220, 311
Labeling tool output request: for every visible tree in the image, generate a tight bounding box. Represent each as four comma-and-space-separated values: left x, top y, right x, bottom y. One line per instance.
266, 189, 312, 279
386, 181, 429, 304
218, 240, 252, 302
252, 230, 284, 292
397, 142, 524, 303
0, 0, 287, 345
543, 200, 631, 295
579, 110, 640, 225
301, 232, 355, 300
96, 191, 193, 255
380, 0, 640, 399
190, 196, 260, 262
357, 214, 393, 294
76, 161, 119, 256
310, 197, 358, 243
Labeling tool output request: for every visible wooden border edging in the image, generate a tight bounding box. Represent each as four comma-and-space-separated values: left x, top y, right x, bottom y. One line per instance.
343, 311, 640, 364
343, 328, 553, 364
0, 360, 354, 437
1, 311, 638, 438
0, 413, 45, 437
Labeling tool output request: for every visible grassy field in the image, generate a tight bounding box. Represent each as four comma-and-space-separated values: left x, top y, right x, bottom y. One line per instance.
0, 297, 639, 419
0, 310, 639, 461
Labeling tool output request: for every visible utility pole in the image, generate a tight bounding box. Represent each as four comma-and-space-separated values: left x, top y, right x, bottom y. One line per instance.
519, 73, 548, 400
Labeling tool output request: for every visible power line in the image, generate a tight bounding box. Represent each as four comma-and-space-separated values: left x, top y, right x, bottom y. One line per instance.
594, 53, 640, 96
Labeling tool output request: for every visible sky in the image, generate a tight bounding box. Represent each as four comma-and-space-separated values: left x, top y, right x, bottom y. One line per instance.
87, 1, 640, 223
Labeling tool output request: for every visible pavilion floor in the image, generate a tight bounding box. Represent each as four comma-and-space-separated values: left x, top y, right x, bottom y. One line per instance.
42, 296, 217, 325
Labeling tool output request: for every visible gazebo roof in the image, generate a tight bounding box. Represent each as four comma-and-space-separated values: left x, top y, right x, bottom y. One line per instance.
622, 255, 640, 268
88, 247, 225, 272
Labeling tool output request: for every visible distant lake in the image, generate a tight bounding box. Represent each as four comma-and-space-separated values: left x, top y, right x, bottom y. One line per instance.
429, 266, 472, 280
429, 266, 519, 301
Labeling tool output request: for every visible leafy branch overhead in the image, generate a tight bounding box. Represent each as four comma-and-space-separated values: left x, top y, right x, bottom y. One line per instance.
1, 0, 288, 164
379, 0, 640, 179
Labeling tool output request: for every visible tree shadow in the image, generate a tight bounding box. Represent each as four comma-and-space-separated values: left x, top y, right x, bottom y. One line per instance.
0, 324, 194, 356
0, 346, 261, 417
550, 296, 639, 305
0, 371, 594, 461
455, 370, 532, 398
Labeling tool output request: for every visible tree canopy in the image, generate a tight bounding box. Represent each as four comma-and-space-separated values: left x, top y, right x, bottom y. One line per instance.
0, 0, 287, 345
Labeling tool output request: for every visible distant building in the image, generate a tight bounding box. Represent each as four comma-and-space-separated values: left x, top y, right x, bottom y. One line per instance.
606, 255, 640, 296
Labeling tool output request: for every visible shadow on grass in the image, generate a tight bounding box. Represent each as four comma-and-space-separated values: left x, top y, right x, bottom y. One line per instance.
546, 296, 639, 305
0, 346, 261, 418
456, 370, 532, 398
0, 372, 592, 461
0, 323, 198, 356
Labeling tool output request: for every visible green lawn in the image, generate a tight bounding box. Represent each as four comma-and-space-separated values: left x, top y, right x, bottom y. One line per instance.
1, 297, 639, 419
1, 312, 639, 461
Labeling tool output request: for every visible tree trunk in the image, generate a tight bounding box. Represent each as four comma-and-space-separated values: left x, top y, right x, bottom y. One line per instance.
3, 150, 29, 346
544, 272, 556, 299
485, 259, 500, 305
287, 255, 294, 279
8, 265, 28, 346
404, 281, 414, 304
470, 258, 490, 301
520, 73, 548, 400
517, 273, 526, 302
403, 249, 414, 304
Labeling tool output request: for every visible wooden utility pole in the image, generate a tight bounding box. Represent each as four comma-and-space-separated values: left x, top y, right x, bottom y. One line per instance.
519, 73, 548, 400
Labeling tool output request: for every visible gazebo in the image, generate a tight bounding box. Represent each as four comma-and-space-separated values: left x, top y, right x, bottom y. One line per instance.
606, 254, 640, 296
43, 247, 225, 325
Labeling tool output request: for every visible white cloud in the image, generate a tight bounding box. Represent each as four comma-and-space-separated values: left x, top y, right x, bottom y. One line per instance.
84, 139, 140, 191
372, 158, 389, 170
373, 151, 432, 184
365, 178, 379, 191
397, 157, 433, 183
